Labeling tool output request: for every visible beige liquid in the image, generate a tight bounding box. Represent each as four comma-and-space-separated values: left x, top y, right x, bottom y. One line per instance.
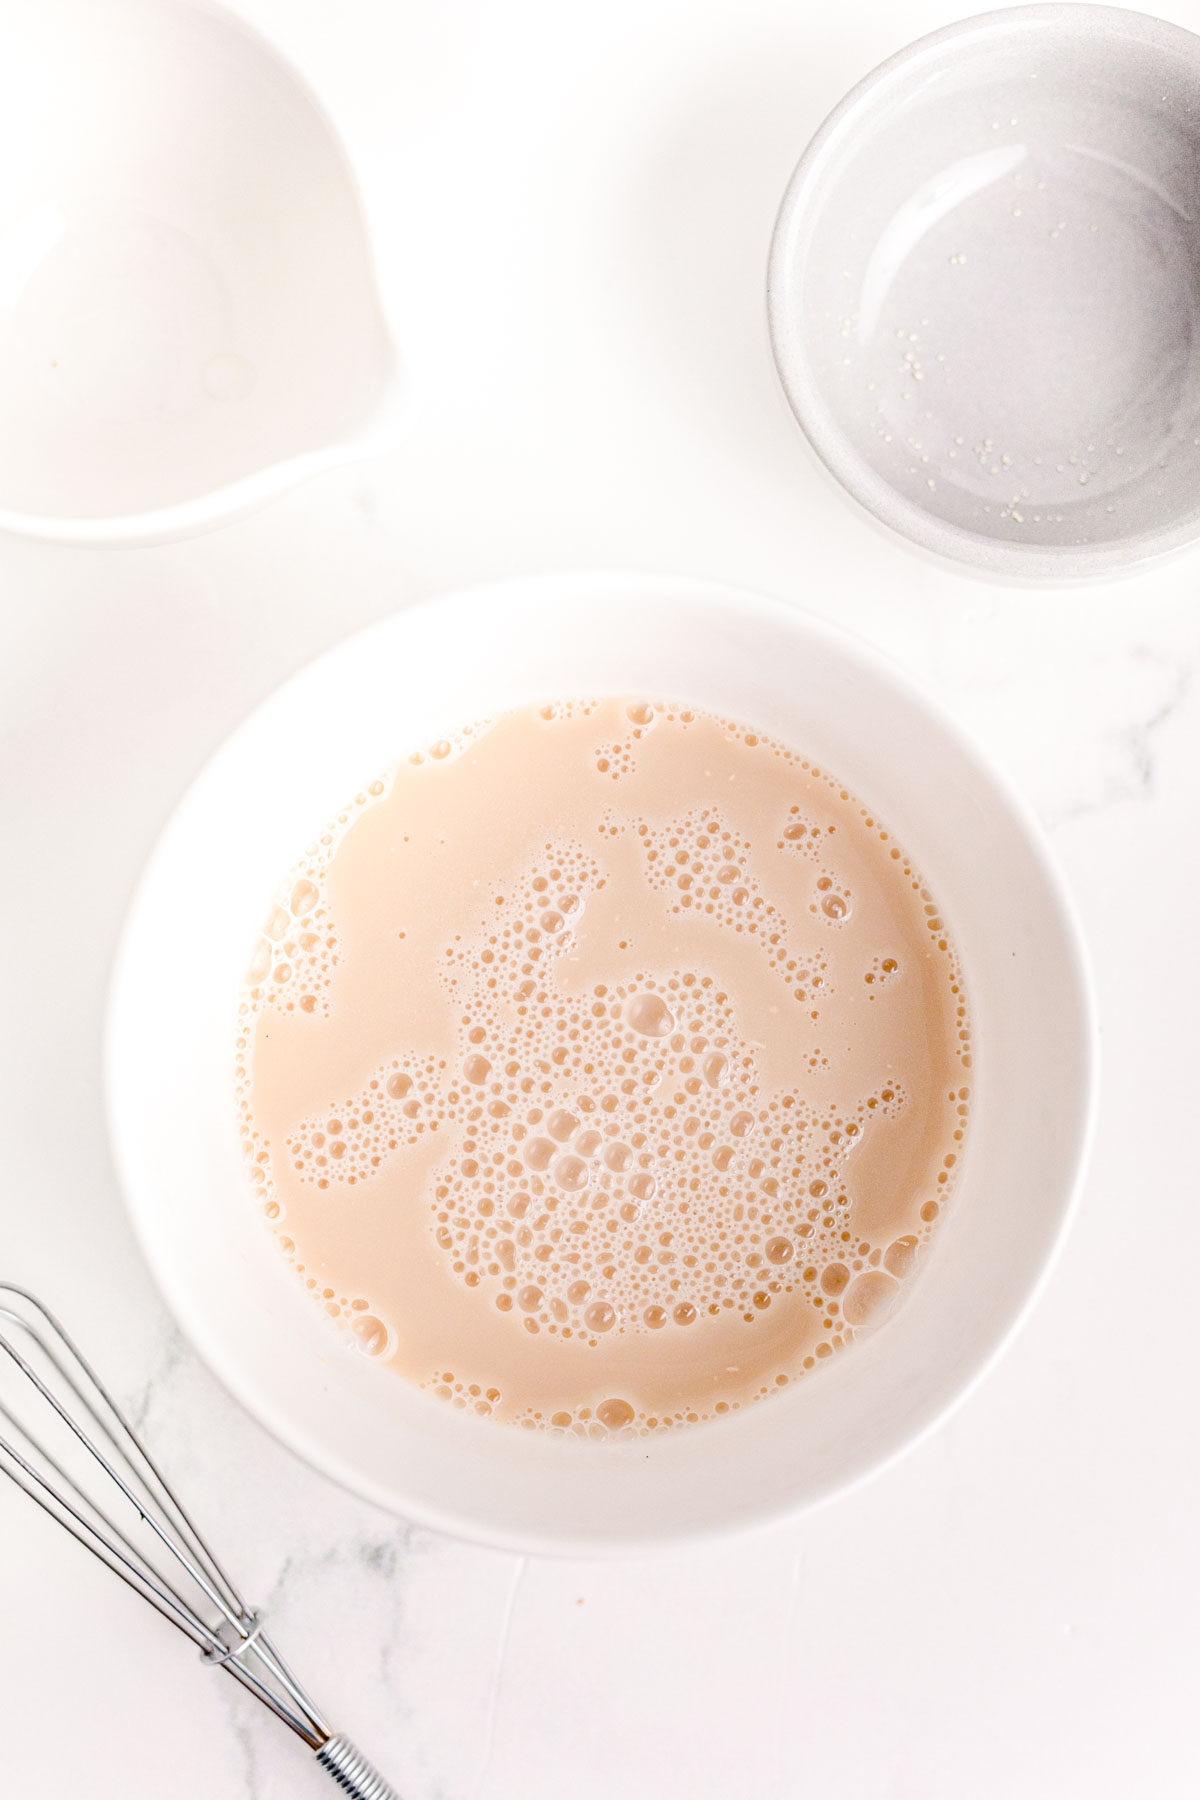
237, 700, 971, 1436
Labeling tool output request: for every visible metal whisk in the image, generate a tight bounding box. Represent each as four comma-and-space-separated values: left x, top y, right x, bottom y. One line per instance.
0, 1283, 401, 1798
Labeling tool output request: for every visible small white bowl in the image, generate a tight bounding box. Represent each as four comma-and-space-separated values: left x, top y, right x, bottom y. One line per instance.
0, 0, 398, 545
106, 574, 1096, 1555
768, 5, 1200, 579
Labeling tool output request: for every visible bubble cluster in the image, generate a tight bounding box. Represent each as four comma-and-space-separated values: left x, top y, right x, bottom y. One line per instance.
591, 740, 632, 780
287, 1051, 449, 1189
776, 807, 828, 862
284, 845, 915, 1355
864, 954, 901, 991
582, 700, 668, 780
428, 1371, 505, 1417
234, 729, 498, 1227
245, 862, 338, 1018
233, 777, 396, 1266
812, 871, 854, 925
631, 806, 829, 1005
404, 719, 492, 768
238, 777, 394, 1021
536, 701, 599, 723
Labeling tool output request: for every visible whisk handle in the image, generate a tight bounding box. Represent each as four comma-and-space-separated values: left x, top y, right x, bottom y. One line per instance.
315, 1733, 402, 1798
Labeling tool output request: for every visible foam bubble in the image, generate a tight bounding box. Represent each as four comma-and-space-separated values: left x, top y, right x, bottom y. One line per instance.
883, 1234, 919, 1279
625, 991, 674, 1038
351, 1314, 390, 1357
841, 1270, 900, 1329
596, 1397, 635, 1429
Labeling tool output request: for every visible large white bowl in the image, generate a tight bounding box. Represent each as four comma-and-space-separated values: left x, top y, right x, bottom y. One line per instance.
768, 5, 1200, 579
106, 575, 1096, 1554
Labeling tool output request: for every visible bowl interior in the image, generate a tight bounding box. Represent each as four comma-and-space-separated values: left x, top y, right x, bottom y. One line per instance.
0, 0, 393, 533
106, 576, 1095, 1553
769, 5, 1200, 574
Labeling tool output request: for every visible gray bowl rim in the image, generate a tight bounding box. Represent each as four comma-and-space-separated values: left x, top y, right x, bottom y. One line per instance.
766, 3, 1200, 582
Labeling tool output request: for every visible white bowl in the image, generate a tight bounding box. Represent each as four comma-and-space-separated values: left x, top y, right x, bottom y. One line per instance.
106, 574, 1096, 1554
0, 0, 398, 545
768, 4, 1200, 580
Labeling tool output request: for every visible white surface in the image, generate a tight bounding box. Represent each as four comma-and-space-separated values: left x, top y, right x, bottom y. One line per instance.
108, 574, 1094, 1551
0, 0, 1196, 1792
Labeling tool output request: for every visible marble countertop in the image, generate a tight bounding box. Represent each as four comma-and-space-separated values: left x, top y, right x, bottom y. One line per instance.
2, 0, 1198, 1794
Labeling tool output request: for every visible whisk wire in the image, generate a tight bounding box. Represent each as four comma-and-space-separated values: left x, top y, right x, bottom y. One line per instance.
0, 1284, 399, 1795
0, 1289, 246, 1618
0, 1305, 325, 1740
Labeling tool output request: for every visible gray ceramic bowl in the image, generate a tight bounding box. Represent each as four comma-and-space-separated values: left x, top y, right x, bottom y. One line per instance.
768, 5, 1200, 579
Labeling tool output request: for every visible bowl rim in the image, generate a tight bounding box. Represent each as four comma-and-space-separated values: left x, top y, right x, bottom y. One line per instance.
104, 571, 1100, 1555
766, 2, 1200, 582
